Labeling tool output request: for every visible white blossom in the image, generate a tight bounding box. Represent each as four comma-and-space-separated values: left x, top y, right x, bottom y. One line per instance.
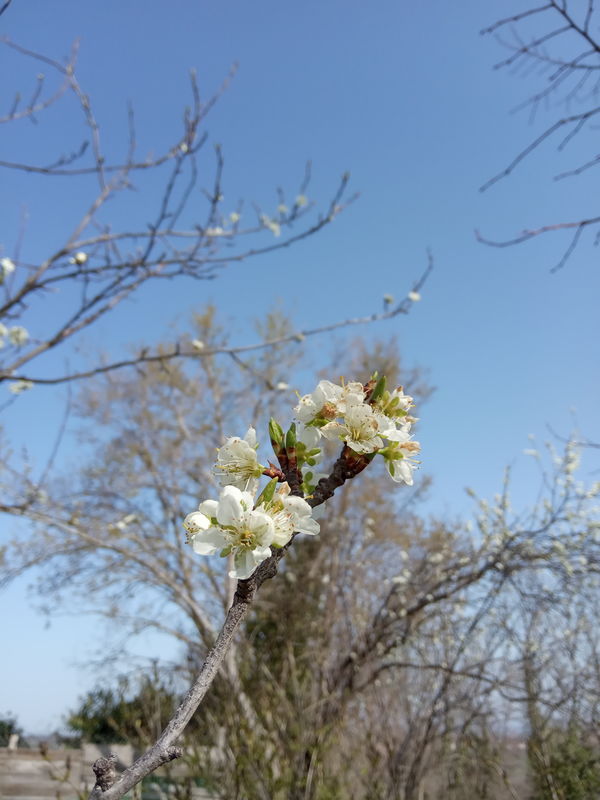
259, 482, 320, 546
320, 403, 390, 454
380, 437, 421, 485
8, 379, 34, 394
0, 257, 15, 280
185, 481, 319, 580
185, 485, 276, 579
214, 427, 264, 493
8, 326, 29, 346
375, 386, 415, 422
295, 380, 344, 424
260, 214, 281, 237
408, 291, 421, 302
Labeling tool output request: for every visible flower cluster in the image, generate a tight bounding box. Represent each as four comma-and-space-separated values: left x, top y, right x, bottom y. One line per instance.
184, 479, 319, 579
184, 374, 419, 580
0, 322, 29, 349
294, 377, 421, 485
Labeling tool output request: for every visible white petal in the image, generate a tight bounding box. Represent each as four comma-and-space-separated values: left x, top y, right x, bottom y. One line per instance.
296, 423, 321, 449
295, 517, 320, 536
217, 486, 245, 526
184, 511, 211, 532
319, 421, 347, 441
243, 426, 257, 448
388, 459, 414, 485
230, 546, 271, 579
349, 436, 383, 454
247, 510, 275, 545
230, 550, 256, 579
192, 528, 227, 555
283, 495, 311, 517
315, 380, 342, 404
198, 499, 218, 518
384, 426, 411, 443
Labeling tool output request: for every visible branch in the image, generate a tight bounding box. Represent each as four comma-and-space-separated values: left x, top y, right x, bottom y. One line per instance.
479, 107, 600, 193
477, 2, 600, 268
476, 218, 596, 272
83, 414, 394, 797
3, 254, 433, 385
89, 598, 250, 800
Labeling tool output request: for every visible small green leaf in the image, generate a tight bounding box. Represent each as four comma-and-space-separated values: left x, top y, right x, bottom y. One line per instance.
255, 477, 278, 507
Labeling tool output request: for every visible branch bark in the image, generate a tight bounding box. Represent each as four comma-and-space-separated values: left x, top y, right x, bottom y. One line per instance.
89, 596, 250, 800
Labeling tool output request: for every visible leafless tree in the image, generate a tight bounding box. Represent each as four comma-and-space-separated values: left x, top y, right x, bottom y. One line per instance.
3, 308, 599, 797
479, 1, 600, 270
0, 39, 433, 395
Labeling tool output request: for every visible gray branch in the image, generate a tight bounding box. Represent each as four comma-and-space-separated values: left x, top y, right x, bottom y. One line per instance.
89, 598, 250, 800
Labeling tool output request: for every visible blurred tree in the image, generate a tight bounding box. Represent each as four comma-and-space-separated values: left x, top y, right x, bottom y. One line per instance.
2, 308, 600, 797
0, 712, 25, 747
67, 672, 178, 747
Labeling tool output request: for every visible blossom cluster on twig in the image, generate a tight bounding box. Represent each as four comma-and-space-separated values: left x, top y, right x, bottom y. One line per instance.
184, 374, 421, 579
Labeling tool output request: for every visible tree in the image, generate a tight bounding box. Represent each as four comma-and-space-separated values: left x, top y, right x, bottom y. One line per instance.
0, 38, 433, 398
66, 673, 178, 748
479, 2, 600, 270
3, 303, 599, 798
0, 712, 25, 747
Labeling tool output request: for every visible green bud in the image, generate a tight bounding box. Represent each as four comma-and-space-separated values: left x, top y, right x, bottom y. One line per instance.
269, 418, 284, 446
285, 423, 297, 450
370, 374, 387, 404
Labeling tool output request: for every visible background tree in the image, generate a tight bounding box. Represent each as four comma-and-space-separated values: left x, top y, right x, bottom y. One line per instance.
0, 712, 25, 747
480, 1, 600, 270
3, 304, 599, 797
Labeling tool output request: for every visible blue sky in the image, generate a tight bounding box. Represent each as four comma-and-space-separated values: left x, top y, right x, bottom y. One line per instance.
1, 0, 599, 732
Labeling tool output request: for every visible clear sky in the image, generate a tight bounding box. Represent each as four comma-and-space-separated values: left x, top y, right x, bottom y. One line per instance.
1, 0, 599, 733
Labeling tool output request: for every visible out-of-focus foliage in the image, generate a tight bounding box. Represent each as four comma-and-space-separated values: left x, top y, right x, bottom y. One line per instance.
2, 307, 600, 798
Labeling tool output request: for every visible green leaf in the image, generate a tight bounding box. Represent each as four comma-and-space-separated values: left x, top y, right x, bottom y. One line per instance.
255, 477, 278, 507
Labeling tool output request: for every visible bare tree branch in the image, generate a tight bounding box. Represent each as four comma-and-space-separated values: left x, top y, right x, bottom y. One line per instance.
5, 253, 432, 385
479, 1, 600, 269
